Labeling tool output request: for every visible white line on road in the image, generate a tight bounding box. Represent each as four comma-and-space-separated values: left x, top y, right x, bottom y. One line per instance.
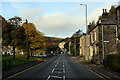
63, 69, 65, 73
63, 76, 65, 80
57, 61, 59, 65
51, 76, 62, 78
51, 68, 55, 73
55, 64, 57, 67
63, 65, 64, 68
47, 75, 51, 80
54, 71, 63, 73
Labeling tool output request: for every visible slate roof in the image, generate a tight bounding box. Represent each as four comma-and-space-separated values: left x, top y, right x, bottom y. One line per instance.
99, 17, 116, 25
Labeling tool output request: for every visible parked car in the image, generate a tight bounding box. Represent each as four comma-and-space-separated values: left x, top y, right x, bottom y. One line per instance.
34, 52, 47, 58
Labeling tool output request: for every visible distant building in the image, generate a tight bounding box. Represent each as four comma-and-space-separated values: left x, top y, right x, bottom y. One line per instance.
79, 33, 90, 61
80, 33, 86, 58
58, 41, 66, 53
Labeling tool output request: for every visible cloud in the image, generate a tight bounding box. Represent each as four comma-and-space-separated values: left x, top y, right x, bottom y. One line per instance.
16, 2, 115, 38
88, 2, 114, 23
35, 12, 85, 38
18, 7, 45, 21
18, 7, 85, 38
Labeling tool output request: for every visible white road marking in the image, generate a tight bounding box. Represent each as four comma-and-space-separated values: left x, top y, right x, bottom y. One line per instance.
55, 64, 57, 67
55, 68, 63, 71
63, 65, 64, 68
51, 68, 55, 73
51, 76, 62, 78
47, 75, 51, 80
63, 69, 65, 73
57, 61, 59, 65
54, 71, 63, 73
63, 76, 65, 80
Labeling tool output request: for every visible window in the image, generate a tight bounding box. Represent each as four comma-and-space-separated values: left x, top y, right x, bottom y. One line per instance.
119, 9, 120, 24
95, 46, 97, 54
91, 32, 93, 43
94, 31, 96, 41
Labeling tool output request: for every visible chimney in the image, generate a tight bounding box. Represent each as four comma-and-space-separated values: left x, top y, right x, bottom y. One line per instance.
105, 9, 107, 13
102, 8, 108, 18
103, 9, 104, 14
89, 22, 91, 25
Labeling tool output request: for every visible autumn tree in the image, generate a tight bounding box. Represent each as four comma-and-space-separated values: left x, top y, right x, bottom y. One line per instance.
64, 37, 71, 52
108, 6, 116, 18
22, 23, 46, 57
69, 29, 82, 56
8, 16, 25, 58
2, 16, 12, 55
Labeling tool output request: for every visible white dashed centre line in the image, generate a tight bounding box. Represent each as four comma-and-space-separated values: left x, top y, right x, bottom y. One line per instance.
63, 65, 64, 68
51, 68, 55, 73
47, 75, 51, 80
55, 64, 57, 67
63, 75, 65, 80
47, 56, 66, 80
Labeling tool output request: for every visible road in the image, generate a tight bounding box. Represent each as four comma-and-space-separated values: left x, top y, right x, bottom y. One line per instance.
7, 54, 102, 80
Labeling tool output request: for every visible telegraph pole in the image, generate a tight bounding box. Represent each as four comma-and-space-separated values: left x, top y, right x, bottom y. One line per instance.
26, 19, 29, 59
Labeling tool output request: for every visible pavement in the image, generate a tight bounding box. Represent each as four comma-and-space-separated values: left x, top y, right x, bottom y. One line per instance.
2, 54, 106, 80
71, 56, 120, 80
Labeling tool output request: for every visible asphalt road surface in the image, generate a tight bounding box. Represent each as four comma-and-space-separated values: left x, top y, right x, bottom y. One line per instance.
7, 54, 102, 80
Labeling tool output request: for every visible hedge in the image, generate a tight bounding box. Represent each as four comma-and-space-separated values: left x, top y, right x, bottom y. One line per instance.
104, 54, 120, 72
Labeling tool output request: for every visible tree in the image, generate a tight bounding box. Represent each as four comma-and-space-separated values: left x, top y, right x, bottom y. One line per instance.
22, 23, 46, 57
108, 6, 116, 18
2, 16, 12, 55
91, 20, 96, 28
64, 41, 69, 52
8, 16, 23, 58
70, 29, 82, 56
64, 37, 70, 52
2, 16, 10, 47
8, 16, 22, 27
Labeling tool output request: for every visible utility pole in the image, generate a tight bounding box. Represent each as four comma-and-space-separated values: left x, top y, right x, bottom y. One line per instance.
26, 19, 29, 59
75, 35, 76, 56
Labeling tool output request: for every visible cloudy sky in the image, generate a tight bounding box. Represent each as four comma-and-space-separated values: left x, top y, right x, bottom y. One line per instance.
0, 0, 119, 38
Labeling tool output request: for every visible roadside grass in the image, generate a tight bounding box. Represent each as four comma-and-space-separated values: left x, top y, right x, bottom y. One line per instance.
2, 55, 47, 70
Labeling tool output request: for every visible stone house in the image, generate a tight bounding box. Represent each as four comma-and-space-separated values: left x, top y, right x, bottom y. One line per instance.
116, 5, 120, 53
79, 33, 90, 60
80, 33, 86, 58
88, 9, 118, 62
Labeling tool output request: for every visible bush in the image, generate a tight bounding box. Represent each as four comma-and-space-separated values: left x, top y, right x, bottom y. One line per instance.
104, 54, 120, 72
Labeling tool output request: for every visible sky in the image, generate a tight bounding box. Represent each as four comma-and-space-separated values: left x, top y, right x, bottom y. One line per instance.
0, 0, 119, 38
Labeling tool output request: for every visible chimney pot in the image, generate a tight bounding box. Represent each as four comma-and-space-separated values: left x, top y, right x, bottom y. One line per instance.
105, 9, 107, 13
89, 22, 91, 25
103, 9, 104, 13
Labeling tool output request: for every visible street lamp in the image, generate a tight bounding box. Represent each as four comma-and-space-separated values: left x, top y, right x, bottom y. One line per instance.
80, 4, 88, 61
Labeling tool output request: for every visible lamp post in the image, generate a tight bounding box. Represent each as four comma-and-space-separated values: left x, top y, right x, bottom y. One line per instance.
80, 4, 88, 61
75, 34, 76, 56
